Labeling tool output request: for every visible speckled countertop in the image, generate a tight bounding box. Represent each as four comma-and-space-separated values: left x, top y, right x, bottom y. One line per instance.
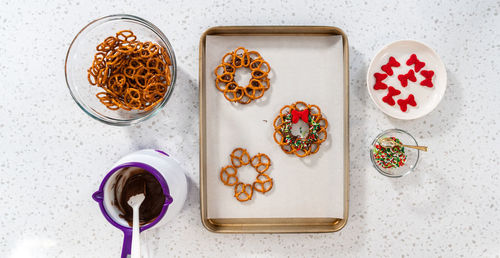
1, 0, 499, 257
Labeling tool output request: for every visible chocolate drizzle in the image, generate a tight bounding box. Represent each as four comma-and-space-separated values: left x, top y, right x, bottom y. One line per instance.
113, 167, 166, 226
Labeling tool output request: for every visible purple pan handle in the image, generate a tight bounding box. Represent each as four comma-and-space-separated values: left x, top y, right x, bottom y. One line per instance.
155, 150, 169, 156
93, 190, 132, 257
92, 191, 103, 202
121, 229, 132, 258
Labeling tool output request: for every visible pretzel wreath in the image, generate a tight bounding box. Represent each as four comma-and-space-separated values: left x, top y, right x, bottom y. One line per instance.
87, 30, 172, 111
273, 101, 328, 157
214, 47, 271, 104
219, 148, 273, 202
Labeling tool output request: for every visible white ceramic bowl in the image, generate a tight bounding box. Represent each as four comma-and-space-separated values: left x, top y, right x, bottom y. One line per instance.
366, 40, 447, 120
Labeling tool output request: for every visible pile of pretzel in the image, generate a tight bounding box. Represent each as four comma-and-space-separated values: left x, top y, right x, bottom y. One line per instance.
214, 47, 271, 104
87, 30, 172, 111
273, 101, 328, 157
220, 148, 273, 202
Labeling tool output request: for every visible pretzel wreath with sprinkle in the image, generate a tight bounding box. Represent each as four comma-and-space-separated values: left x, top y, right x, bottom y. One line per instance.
220, 148, 273, 202
87, 30, 172, 111
273, 101, 328, 157
214, 47, 271, 104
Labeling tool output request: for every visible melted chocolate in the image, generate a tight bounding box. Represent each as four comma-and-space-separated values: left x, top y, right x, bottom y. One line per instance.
113, 167, 165, 226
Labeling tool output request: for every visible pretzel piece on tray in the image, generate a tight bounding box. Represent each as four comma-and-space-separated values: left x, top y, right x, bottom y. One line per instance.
234, 182, 254, 202
252, 173, 273, 194
250, 153, 271, 173
220, 165, 239, 186
230, 148, 250, 168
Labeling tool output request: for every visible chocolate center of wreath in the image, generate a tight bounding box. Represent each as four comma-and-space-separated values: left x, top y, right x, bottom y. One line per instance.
291, 119, 309, 138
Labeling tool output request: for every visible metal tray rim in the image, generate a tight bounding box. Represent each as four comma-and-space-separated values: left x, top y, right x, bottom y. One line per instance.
199, 25, 350, 233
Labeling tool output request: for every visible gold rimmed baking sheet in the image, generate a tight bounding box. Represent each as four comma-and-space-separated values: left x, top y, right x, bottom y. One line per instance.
199, 26, 349, 233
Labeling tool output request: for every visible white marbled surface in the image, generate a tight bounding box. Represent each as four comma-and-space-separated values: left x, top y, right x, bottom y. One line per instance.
1, 0, 499, 257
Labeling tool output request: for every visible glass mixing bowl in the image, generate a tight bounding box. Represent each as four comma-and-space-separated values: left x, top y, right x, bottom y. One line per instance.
65, 14, 176, 126
370, 129, 420, 178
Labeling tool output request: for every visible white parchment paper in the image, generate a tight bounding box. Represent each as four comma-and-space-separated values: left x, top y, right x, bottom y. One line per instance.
204, 35, 345, 219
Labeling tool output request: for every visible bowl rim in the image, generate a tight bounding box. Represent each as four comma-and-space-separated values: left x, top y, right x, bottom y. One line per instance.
365, 39, 447, 120
369, 128, 420, 178
64, 14, 177, 126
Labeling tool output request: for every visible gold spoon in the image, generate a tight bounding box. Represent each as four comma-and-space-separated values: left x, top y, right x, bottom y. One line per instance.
379, 137, 428, 152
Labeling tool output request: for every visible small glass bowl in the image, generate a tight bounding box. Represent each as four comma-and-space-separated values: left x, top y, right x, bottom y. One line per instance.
65, 14, 177, 126
370, 129, 419, 177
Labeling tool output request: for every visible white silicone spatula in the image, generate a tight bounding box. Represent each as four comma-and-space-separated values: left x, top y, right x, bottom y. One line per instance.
128, 193, 145, 258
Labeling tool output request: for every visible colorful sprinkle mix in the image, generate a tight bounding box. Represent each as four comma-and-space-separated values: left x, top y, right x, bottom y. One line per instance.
373, 137, 407, 169
280, 111, 321, 151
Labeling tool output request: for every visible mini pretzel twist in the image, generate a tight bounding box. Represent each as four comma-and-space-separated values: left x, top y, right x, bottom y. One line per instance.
273, 101, 328, 157
250, 153, 271, 173
87, 30, 172, 111
219, 148, 274, 202
220, 165, 239, 186
230, 148, 250, 168
214, 47, 271, 104
234, 183, 253, 202
252, 173, 273, 193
